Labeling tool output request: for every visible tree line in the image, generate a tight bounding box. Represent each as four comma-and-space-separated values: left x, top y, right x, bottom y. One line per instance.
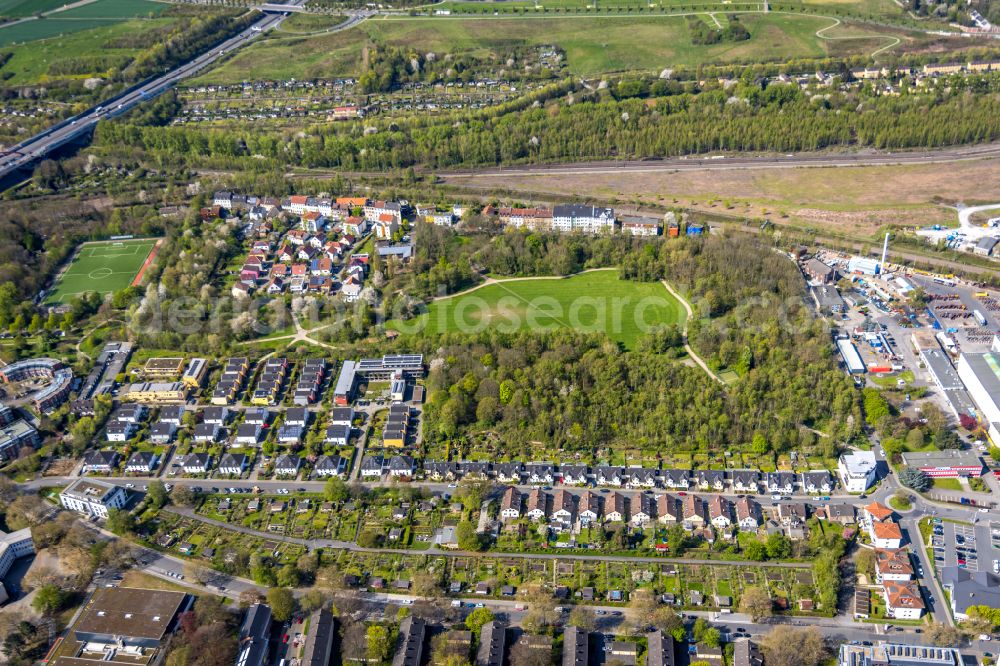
94, 75, 1000, 171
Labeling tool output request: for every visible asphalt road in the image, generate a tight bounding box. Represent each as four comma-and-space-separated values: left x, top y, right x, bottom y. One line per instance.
0, 2, 318, 179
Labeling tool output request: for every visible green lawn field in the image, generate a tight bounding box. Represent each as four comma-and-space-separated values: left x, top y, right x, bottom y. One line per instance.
55, 0, 165, 19
275, 12, 347, 33
0, 0, 73, 17
196, 12, 909, 82
386, 269, 685, 349
0, 17, 172, 79
436, 0, 894, 11
46, 238, 158, 304
0, 0, 166, 48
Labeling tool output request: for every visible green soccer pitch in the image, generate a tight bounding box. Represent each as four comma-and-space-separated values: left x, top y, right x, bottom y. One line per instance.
45, 238, 159, 304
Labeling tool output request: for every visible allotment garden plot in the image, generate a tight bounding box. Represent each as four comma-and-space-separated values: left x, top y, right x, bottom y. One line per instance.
46, 238, 158, 304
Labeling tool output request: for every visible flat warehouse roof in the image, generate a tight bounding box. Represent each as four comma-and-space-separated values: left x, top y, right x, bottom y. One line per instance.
334, 360, 357, 394
901, 449, 983, 468
962, 352, 1000, 396
75, 587, 187, 641
922, 350, 965, 390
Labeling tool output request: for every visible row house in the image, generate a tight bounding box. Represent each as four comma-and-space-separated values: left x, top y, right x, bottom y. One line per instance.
525, 488, 547, 520
662, 469, 692, 490
218, 453, 249, 476
181, 452, 211, 475
732, 470, 761, 493
83, 450, 120, 473
293, 358, 326, 406
416, 459, 836, 493
458, 461, 490, 479
495, 463, 524, 484
766, 472, 797, 495
633, 493, 656, 526
629, 468, 658, 488
361, 455, 386, 479
657, 494, 681, 524
500, 487, 522, 520
194, 423, 221, 443
560, 464, 589, 485
498, 207, 553, 231
883, 580, 925, 620
274, 454, 301, 477
735, 496, 761, 530
875, 549, 914, 584
578, 491, 601, 524
800, 470, 834, 494
314, 454, 347, 477
606, 492, 628, 523
697, 469, 727, 492
525, 463, 556, 485
682, 494, 706, 530
212, 357, 249, 405
362, 455, 416, 479
388, 455, 416, 478
708, 495, 731, 529
551, 489, 574, 528
594, 465, 624, 487
125, 451, 157, 474
424, 461, 459, 481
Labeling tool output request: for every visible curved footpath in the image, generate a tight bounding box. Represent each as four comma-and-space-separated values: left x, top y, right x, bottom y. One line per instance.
661, 280, 724, 384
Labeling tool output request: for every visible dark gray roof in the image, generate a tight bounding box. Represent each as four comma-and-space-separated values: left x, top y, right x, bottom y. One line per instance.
219, 453, 248, 468
563, 626, 588, 666
127, 451, 155, 466
392, 616, 425, 666
476, 621, 506, 666
85, 450, 119, 466
941, 566, 1000, 615
315, 455, 343, 471
553, 203, 612, 218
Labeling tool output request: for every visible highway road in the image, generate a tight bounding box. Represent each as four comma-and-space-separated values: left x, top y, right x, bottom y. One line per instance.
438, 141, 1000, 179
0, 1, 312, 180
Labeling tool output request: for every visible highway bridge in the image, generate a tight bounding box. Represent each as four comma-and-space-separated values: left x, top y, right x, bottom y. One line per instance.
0, 1, 309, 182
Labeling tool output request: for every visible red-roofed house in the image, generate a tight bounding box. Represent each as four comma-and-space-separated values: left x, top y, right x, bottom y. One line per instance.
883, 580, 924, 619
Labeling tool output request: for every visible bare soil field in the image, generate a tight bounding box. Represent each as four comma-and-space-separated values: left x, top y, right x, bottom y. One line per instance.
445, 158, 1000, 236
44, 459, 77, 476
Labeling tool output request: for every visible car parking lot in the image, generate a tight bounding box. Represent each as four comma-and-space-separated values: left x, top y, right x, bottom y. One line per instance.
932, 519, 1000, 573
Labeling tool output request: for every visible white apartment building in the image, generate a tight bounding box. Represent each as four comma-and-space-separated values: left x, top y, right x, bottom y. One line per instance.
838, 450, 877, 492
60, 478, 128, 519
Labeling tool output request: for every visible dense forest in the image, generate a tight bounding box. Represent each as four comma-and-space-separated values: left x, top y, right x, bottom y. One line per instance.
357, 43, 564, 92
95, 73, 1000, 170
687, 15, 750, 45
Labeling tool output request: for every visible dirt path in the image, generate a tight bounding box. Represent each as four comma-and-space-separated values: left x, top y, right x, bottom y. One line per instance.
428, 266, 617, 303
814, 16, 901, 58
660, 280, 724, 385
